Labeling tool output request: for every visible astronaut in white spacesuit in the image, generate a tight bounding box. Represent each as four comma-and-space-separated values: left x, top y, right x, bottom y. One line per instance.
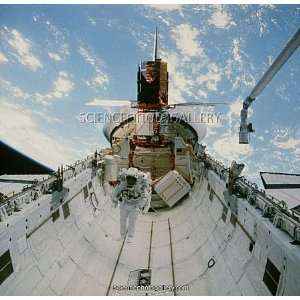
111, 167, 151, 243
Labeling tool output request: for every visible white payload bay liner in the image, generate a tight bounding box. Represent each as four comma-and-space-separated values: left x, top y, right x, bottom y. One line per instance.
154, 170, 191, 207
104, 155, 119, 182
1, 155, 300, 295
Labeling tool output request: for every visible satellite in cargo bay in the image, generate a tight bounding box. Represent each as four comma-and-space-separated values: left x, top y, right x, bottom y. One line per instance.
137, 28, 168, 109
95, 28, 226, 110
135, 29, 224, 109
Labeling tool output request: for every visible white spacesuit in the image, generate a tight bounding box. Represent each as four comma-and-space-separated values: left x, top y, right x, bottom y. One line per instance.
111, 167, 151, 243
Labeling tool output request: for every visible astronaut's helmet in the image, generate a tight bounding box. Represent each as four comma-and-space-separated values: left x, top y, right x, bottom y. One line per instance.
125, 167, 139, 187
126, 175, 137, 187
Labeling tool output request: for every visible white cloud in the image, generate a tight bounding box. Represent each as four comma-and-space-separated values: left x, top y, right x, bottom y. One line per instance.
35, 71, 74, 105
148, 5, 182, 11
229, 98, 243, 116
225, 38, 255, 89
78, 46, 109, 88
164, 26, 219, 103
52, 71, 73, 98
158, 15, 171, 26
48, 52, 62, 61
208, 6, 235, 29
1, 72, 73, 106
32, 110, 62, 124
79, 46, 96, 66
228, 98, 253, 117
3, 27, 42, 71
0, 78, 30, 100
44, 19, 70, 57
93, 74, 109, 87
171, 24, 204, 59
197, 89, 208, 99
88, 16, 97, 26
0, 52, 8, 64
232, 39, 242, 63
166, 52, 193, 103
251, 6, 273, 37
0, 77, 62, 123
212, 133, 253, 162
0, 101, 77, 168
196, 63, 222, 91
273, 137, 300, 150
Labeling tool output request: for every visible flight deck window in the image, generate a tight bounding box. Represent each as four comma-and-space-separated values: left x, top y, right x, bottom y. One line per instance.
0, 250, 13, 285
263, 258, 281, 295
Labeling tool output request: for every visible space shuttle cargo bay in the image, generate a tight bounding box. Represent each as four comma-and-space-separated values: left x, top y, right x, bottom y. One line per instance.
0, 156, 300, 296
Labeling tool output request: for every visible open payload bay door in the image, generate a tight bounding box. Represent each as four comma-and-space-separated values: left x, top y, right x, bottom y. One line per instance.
0, 140, 53, 175
260, 172, 300, 212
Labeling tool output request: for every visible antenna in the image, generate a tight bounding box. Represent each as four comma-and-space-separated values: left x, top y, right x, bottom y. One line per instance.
153, 27, 159, 61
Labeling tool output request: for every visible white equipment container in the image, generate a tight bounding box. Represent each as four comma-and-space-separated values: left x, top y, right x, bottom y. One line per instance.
104, 155, 118, 182
154, 170, 191, 207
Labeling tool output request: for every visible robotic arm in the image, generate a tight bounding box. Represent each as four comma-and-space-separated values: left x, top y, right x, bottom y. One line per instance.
239, 28, 300, 144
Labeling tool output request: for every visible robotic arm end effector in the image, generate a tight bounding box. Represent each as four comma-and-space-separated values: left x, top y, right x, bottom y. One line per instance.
239, 97, 255, 144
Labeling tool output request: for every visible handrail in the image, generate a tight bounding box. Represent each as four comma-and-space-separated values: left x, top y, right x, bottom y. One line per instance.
0, 155, 94, 220
204, 154, 300, 227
